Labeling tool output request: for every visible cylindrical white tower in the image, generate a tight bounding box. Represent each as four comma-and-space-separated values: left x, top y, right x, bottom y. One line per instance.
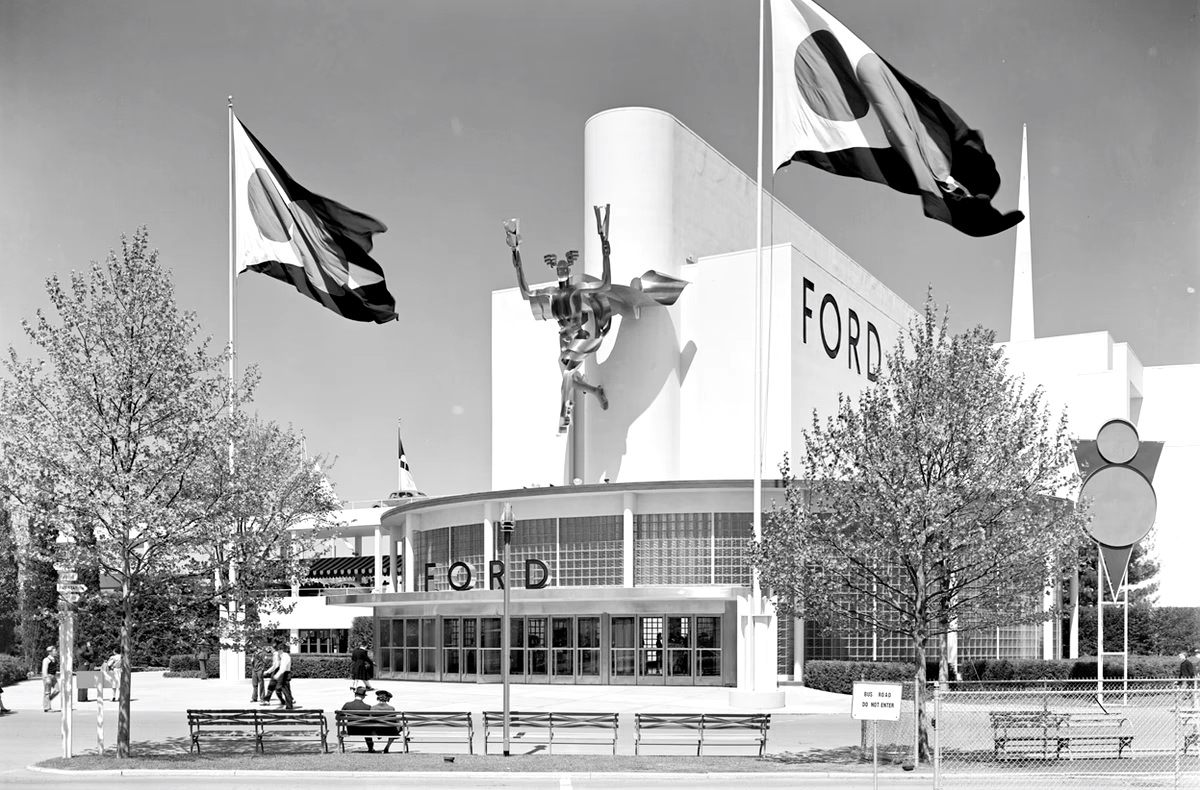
581, 108, 685, 483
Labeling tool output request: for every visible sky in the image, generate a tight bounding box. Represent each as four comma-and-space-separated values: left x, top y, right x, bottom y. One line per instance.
2, 0, 1197, 509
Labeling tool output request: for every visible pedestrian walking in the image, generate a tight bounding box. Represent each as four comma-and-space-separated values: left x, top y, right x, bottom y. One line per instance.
41, 646, 60, 712
102, 652, 121, 701
350, 641, 374, 692
267, 643, 295, 709
77, 640, 96, 702
249, 647, 268, 703
196, 641, 210, 680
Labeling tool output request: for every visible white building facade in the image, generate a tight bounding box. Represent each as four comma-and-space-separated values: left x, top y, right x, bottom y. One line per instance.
246, 108, 1196, 690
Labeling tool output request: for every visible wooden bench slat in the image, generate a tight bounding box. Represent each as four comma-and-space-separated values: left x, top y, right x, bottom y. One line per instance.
187, 709, 328, 754
401, 711, 474, 755
634, 713, 768, 756
334, 710, 473, 754
482, 711, 619, 755
989, 709, 1136, 761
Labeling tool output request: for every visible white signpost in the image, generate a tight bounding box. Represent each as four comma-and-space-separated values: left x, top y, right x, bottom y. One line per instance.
852, 681, 903, 790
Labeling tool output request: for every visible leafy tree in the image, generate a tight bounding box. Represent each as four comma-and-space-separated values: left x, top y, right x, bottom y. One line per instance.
1076, 604, 1200, 658
1070, 540, 1159, 609
0, 229, 334, 756
752, 298, 1088, 762
0, 230, 241, 755
7, 494, 58, 673
199, 413, 339, 652
1064, 539, 1161, 659
0, 503, 19, 655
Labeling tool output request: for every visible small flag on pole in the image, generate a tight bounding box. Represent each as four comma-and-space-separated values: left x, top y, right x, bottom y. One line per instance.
770, 0, 1023, 237
232, 115, 399, 322
395, 420, 422, 496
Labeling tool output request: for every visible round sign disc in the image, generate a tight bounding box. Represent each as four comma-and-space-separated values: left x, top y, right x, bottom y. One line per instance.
1096, 419, 1139, 465
1079, 465, 1156, 546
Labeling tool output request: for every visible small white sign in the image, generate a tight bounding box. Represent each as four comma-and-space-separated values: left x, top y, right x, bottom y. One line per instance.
58, 571, 78, 582
56, 583, 86, 593
62, 592, 81, 603
851, 681, 903, 721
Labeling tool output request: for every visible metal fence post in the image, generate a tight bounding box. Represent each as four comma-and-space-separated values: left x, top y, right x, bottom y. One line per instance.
933, 683, 941, 790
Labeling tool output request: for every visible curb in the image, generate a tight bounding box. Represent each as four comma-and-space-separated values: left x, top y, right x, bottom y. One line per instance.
26, 765, 939, 780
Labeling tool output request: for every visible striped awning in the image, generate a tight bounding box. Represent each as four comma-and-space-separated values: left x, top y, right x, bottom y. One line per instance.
305, 556, 393, 579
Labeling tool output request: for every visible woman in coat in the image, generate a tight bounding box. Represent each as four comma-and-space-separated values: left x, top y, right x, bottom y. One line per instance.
350, 642, 374, 692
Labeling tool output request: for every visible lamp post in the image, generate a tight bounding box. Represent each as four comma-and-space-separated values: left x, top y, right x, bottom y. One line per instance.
500, 502, 514, 757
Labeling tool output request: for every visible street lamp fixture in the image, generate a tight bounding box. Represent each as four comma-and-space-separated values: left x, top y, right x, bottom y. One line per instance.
500, 502, 514, 756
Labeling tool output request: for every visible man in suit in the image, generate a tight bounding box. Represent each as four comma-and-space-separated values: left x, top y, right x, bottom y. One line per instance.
340, 687, 381, 753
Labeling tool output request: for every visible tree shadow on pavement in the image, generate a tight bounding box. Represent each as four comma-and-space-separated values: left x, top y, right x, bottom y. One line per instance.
765, 746, 908, 765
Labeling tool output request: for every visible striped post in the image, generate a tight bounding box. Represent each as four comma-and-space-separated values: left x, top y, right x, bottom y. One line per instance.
96, 674, 104, 755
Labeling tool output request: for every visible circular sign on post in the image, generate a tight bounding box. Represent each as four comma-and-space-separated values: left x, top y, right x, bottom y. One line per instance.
1079, 464, 1157, 547
1096, 419, 1140, 465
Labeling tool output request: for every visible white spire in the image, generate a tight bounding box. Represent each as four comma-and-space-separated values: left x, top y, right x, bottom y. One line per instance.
1010, 124, 1035, 342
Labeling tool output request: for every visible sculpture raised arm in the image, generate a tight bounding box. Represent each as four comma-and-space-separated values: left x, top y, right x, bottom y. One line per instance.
577, 204, 612, 293
504, 218, 532, 300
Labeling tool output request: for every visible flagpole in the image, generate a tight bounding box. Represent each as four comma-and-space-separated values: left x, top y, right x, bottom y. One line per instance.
752, 0, 766, 686
224, 94, 238, 686
397, 418, 403, 490
228, 96, 237, 397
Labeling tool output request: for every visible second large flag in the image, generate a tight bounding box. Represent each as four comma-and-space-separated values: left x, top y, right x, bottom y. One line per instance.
771, 0, 1023, 237
232, 115, 398, 323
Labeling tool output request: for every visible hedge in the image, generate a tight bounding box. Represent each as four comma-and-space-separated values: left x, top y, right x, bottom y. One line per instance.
167, 653, 354, 679
0, 654, 27, 687
804, 660, 917, 695
806, 656, 1185, 693
961, 655, 1181, 682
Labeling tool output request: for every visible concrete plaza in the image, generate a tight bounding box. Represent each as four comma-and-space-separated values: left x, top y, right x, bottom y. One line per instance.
0, 671, 895, 787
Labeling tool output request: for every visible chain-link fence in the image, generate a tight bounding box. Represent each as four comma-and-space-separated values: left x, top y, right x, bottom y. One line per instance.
855, 680, 920, 766
933, 682, 1200, 789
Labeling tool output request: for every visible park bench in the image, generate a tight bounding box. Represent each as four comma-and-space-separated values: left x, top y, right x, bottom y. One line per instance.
187, 709, 260, 753
1056, 712, 1134, 759
634, 713, 770, 756
1180, 709, 1199, 756
187, 708, 329, 754
988, 710, 1066, 760
482, 711, 619, 755
402, 711, 475, 754
255, 708, 329, 753
333, 709, 404, 753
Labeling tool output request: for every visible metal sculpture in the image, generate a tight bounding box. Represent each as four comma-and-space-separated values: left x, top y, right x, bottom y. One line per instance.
506, 205, 688, 434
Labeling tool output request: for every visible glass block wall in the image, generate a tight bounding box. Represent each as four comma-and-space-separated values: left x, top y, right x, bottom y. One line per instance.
558, 516, 622, 587
633, 512, 752, 586
412, 525, 451, 591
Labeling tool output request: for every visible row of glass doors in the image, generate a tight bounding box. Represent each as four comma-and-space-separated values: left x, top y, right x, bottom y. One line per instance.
378, 613, 726, 685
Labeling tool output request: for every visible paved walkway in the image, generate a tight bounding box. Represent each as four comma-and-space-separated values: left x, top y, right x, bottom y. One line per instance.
1, 671, 855, 717
0, 671, 866, 769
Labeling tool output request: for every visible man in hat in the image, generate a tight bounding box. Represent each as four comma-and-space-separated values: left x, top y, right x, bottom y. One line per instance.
370, 688, 400, 754
340, 686, 381, 753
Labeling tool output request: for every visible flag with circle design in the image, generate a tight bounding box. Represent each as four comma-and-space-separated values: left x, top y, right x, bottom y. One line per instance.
771, 0, 1023, 237
232, 115, 398, 323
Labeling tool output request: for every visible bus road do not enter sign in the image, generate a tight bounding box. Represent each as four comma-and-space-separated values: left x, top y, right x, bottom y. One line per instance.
851, 681, 902, 721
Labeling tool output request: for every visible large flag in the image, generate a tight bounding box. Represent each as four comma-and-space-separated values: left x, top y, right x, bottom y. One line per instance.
770, 0, 1023, 237
232, 115, 398, 322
